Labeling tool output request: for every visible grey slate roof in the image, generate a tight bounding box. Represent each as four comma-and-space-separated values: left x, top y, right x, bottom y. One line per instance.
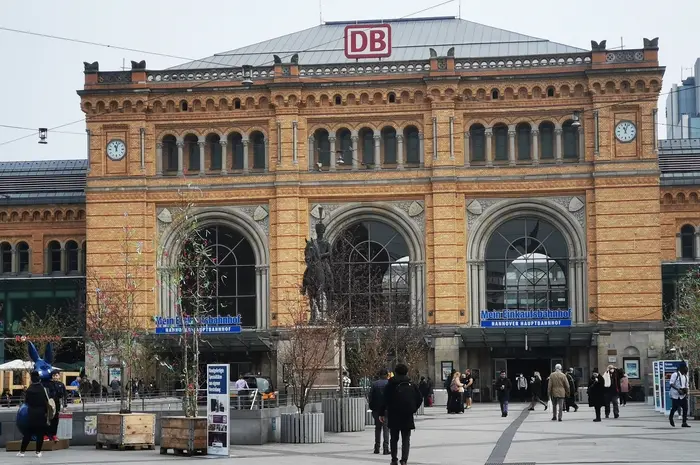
170, 16, 586, 70
659, 139, 700, 186
0, 159, 87, 205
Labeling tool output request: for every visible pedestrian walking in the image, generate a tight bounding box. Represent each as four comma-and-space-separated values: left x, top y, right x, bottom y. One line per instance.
16, 371, 48, 457
603, 365, 620, 419
495, 370, 512, 417
547, 364, 570, 422
564, 368, 579, 412
368, 369, 390, 455
668, 363, 691, 428
527, 372, 547, 411
380, 364, 423, 465
620, 373, 629, 406
588, 368, 605, 422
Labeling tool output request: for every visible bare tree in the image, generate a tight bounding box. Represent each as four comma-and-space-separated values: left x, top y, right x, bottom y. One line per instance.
279, 292, 338, 413
667, 268, 700, 386
7, 306, 78, 369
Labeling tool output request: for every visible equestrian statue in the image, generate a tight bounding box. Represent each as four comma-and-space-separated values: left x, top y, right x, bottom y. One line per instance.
302, 211, 333, 322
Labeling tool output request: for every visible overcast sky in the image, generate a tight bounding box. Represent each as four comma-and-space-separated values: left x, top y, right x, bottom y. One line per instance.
0, 0, 697, 162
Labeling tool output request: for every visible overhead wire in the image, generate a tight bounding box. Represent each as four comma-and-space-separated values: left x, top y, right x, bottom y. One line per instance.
0, 0, 459, 147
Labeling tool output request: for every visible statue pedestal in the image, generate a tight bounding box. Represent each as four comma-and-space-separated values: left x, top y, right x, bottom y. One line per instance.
6, 439, 70, 452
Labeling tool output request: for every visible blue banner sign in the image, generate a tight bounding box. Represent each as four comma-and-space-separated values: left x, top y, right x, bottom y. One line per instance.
154, 315, 242, 334
207, 364, 229, 395
480, 309, 572, 328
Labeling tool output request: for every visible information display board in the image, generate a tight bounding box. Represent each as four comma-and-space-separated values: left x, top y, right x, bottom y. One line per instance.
653, 361, 661, 412
206, 364, 230, 456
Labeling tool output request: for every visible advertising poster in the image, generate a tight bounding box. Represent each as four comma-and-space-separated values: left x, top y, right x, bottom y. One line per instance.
653, 361, 661, 412
57, 413, 73, 440
84, 415, 98, 436
663, 360, 683, 416
207, 364, 230, 456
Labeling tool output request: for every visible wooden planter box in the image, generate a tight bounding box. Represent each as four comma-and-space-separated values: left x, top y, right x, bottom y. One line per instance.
159, 416, 207, 456
96, 413, 155, 450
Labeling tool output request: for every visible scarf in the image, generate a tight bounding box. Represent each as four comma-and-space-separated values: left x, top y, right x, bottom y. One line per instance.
602, 371, 611, 388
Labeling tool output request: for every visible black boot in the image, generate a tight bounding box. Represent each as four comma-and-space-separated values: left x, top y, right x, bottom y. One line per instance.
669, 416, 675, 427
373, 444, 380, 454
384, 446, 390, 455
682, 423, 691, 428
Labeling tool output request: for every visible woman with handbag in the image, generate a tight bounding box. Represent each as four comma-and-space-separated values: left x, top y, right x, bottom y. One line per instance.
447, 371, 464, 414
17, 371, 49, 457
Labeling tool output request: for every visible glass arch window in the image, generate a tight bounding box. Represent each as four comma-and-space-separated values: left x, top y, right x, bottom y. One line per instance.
485, 217, 568, 311
179, 225, 257, 328
1, 242, 11, 274
332, 221, 410, 326
680, 224, 695, 259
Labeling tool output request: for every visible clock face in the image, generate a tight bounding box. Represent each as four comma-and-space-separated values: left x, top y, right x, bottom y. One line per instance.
106, 139, 127, 161
614, 121, 637, 143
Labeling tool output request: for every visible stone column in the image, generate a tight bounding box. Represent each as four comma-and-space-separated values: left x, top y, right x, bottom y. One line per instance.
695, 233, 700, 260
485, 128, 493, 167
155, 142, 163, 176
418, 132, 425, 165
531, 129, 540, 165
264, 138, 269, 171
219, 140, 228, 175
555, 126, 563, 164
577, 126, 585, 162
463, 131, 470, 167
351, 133, 359, 170
508, 124, 516, 166
198, 137, 206, 176
449, 116, 455, 160
10, 245, 17, 274
78, 246, 84, 275
60, 245, 67, 275
242, 139, 250, 173
396, 134, 404, 169
176, 140, 184, 176
329, 135, 337, 171
676, 233, 682, 259
593, 110, 600, 156
308, 136, 315, 170
373, 132, 381, 169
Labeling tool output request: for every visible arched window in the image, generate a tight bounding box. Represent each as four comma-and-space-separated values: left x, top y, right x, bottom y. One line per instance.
332, 221, 411, 326
179, 225, 257, 327
381, 127, 397, 165
17, 242, 30, 273
470, 124, 486, 163
562, 121, 579, 160
403, 126, 420, 166
539, 122, 555, 160
66, 240, 79, 273
184, 134, 200, 172
493, 124, 508, 162
337, 128, 353, 167
47, 241, 62, 274
206, 134, 222, 171
314, 129, 331, 168
228, 132, 244, 170
680, 225, 695, 259
1, 242, 12, 273
250, 131, 266, 170
162, 135, 178, 174
485, 217, 568, 311
359, 128, 374, 166
516, 123, 532, 161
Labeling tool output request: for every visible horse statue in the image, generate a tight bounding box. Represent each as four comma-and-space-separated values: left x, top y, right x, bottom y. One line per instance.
16, 342, 56, 437
301, 220, 333, 322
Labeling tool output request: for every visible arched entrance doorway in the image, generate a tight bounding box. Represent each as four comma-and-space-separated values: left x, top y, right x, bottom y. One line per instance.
331, 220, 411, 325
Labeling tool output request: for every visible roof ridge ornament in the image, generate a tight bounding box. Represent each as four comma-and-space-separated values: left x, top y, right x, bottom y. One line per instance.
131, 60, 147, 70
643, 37, 659, 49
590, 40, 607, 52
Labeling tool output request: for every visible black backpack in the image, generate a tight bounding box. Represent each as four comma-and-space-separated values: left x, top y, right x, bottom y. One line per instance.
393, 381, 419, 414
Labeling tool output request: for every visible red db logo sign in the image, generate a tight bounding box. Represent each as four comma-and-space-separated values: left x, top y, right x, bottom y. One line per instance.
344, 24, 392, 59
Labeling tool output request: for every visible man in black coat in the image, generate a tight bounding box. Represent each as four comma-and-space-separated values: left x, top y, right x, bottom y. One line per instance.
494, 370, 512, 417
588, 368, 605, 422
47, 371, 66, 441
368, 368, 390, 455
380, 364, 422, 465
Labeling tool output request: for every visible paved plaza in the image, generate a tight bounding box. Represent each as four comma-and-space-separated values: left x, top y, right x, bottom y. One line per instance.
2, 403, 697, 465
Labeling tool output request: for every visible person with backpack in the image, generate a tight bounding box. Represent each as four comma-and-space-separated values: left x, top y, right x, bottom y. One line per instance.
16, 371, 49, 457
447, 371, 464, 414
380, 364, 423, 465
668, 363, 691, 428
368, 368, 390, 455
